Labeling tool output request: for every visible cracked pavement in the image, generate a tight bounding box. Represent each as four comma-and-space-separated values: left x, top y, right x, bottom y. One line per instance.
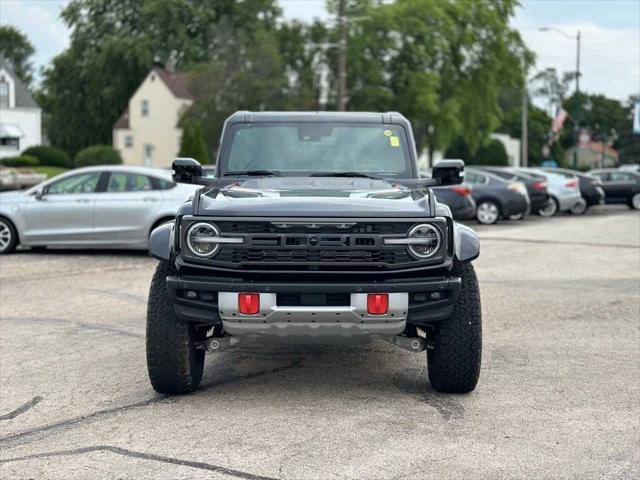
1, 206, 639, 479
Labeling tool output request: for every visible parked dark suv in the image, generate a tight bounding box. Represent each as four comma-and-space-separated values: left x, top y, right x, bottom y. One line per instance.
147, 112, 482, 395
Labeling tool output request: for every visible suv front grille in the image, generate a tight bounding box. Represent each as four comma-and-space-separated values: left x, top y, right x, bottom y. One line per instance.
216, 247, 413, 265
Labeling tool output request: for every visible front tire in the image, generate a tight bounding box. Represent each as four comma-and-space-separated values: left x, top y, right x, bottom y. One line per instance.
0, 217, 18, 254
146, 261, 205, 394
538, 197, 559, 217
427, 261, 482, 393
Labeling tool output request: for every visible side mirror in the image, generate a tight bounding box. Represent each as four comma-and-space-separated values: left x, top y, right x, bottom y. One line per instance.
172, 157, 202, 184
34, 188, 45, 200
432, 159, 464, 186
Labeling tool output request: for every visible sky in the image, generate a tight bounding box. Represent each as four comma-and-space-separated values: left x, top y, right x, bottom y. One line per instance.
1, 0, 638, 103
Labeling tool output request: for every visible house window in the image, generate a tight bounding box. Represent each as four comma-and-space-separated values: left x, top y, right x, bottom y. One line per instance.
124, 135, 134, 148
0, 137, 19, 150
144, 143, 154, 166
141, 100, 149, 117
0, 77, 9, 108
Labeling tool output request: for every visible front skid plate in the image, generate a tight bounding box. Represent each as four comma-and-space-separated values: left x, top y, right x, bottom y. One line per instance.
218, 292, 408, 336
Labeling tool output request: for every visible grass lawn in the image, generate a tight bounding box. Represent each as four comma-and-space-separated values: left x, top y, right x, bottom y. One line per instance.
32, 166, 70, 178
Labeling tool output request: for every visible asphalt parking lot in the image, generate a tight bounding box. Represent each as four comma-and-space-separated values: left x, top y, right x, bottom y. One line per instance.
1, 206, 639, 480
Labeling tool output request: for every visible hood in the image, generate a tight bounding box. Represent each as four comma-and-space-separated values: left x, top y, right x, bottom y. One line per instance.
197, 177, 433, 218
0, 190, 25, 203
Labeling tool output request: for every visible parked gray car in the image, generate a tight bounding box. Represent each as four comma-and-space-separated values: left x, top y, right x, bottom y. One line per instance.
0, 166, 199, 254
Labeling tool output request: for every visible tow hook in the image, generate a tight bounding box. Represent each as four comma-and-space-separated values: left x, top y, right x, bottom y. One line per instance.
196, 336, 239, 352
386, 335, 427, 353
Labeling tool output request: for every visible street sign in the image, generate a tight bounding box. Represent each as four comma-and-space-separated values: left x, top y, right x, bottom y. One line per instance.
633, 101, 640, 134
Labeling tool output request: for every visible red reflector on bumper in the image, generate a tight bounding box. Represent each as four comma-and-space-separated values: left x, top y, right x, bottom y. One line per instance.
238, 293, 260, 315
367, 293, 389, 315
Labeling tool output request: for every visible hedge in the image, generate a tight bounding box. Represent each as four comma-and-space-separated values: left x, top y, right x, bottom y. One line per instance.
0, 155, 40, 168
74, 145, 122, 167
22, 146, 73, 168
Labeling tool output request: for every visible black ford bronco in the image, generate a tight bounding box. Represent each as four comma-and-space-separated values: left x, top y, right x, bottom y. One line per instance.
147, 111, 481, 395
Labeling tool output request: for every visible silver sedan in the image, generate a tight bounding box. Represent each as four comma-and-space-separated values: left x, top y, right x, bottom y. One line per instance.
0, 166, 199, 254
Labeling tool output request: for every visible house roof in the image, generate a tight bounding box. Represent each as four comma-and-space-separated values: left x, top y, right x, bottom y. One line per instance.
153, 67, 193, 100
114, 109, 130, 129
113, 67, 192, 130
0, 56, 39, 109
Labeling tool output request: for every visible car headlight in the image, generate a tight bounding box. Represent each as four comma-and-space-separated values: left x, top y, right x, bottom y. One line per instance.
406, 224, 441, 259
186, 222, 222, 258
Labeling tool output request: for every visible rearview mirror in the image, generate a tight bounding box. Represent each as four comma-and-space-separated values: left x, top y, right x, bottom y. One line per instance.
172, 157, 202, 184
432, 160, 464, 186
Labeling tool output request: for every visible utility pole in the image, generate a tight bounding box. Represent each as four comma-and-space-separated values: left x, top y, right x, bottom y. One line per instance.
521, 64, 529, 167
336, 0, 347, 111
539, 27, 582, 168
572, 30, 581, 169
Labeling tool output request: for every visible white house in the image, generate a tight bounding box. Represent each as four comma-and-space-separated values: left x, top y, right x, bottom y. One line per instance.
113, 67, 193, 168
0, 56, 41, 159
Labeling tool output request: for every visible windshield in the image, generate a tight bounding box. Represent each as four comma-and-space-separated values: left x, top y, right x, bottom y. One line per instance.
219, 123, 414, 178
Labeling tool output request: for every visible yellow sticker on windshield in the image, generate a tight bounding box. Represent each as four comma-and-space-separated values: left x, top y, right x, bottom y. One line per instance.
389, 136, 400, 147
384, 129, 393, 137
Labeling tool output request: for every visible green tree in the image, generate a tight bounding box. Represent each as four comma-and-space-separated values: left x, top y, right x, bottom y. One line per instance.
39, 0, 281, 155
336, 0, 532, 164
179, 121, 210, 164
0, 26, 35, 85
183, 29, 289, 153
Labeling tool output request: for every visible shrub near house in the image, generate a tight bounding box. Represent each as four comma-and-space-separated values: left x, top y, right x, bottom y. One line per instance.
75, 145, 122, 167
0, 155, 39, 168
22, 146, 73, 168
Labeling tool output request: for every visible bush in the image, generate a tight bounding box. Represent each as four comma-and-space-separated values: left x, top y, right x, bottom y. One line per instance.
468, 139, 509, 166
22, 146, 72, 168
74, 145, 122, 167
0, 155, 40, 168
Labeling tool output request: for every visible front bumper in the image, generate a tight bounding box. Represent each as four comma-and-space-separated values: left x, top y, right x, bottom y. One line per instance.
166, 275, 461, 335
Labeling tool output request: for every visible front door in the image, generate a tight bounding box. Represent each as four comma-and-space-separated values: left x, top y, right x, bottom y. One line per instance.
92, 171, 161, 245
23, 171, 103, 245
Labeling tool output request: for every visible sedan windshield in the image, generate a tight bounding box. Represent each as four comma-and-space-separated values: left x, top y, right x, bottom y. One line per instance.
219, 123, 413, 178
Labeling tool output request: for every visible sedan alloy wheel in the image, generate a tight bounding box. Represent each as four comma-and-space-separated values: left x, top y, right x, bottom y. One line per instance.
476, 201, 500, 225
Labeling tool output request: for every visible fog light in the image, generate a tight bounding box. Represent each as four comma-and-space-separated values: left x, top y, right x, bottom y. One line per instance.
185, 290, 197, 299
367, 294, 389, 315
238, 293, 260, 315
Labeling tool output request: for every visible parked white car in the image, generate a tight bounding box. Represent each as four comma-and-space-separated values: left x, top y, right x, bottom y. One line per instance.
0, 166, 199, 254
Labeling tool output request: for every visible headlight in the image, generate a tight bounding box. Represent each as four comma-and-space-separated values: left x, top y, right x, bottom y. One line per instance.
407, 223, 441, 259
186, 222, 222, 258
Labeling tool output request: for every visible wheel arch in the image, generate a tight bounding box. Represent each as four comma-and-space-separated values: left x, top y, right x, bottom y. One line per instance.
0, 214, 20, 244
453, 222, 480, 263
149, 220, 175, 261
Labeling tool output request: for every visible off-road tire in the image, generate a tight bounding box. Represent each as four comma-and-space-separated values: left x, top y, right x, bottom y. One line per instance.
427, 261, 482, 393
146, 261, 205, 394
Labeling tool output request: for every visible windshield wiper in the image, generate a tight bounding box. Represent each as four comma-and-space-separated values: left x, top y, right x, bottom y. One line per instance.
222, 170, 282, 177
310, 172, 381, 179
